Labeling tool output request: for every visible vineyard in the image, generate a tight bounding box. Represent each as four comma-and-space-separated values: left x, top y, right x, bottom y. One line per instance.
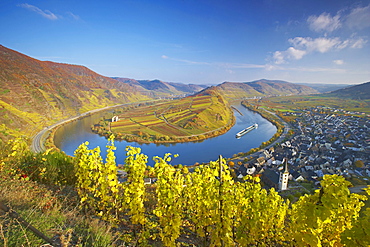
73, 138, 370, 246
92, 93, 235, 143
1, 137, 370, 246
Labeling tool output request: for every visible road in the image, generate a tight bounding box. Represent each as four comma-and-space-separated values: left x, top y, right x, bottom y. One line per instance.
31, 128, 48, 153
259, 107, 290, 149
31, 115, 82, 153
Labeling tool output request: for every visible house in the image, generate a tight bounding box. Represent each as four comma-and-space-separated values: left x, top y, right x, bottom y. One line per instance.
266, 157, 275, 166
144, 178, 153, 185
315, 169, 324, 178
238, 165, 263, 178
246, 165, 256, 175
261, 169, 280, 190
262, 149, 272, 159
272, 160, 283, 166
290, 170, 304, 182
305, 165, 314, 171
366, 169, 370, 176
238, 164, 247, 176
256, 157, 266, 166
342, 159, 352, 168
305, 170, 318, 181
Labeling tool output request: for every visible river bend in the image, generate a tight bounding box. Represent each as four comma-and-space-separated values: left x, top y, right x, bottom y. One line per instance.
54, 104, 277, 166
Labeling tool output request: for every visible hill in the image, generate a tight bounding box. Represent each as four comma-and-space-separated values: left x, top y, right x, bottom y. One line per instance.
112, 77, 206, 98
213, 79, 318, 99
93, 88, 234, 143
325, 81, 370, 99
296, 83, 349, 93
0, 45, 149, 140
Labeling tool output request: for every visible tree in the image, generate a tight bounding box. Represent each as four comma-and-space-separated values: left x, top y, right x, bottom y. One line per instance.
228, 161, 235, 168
354, 160, 364, 168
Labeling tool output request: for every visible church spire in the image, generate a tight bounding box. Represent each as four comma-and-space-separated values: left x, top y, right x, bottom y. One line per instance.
284, 158, 289, 173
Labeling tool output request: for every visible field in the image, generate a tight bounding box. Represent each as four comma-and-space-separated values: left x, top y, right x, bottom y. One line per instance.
254, 95, 370, 114
98, 93, 234, 143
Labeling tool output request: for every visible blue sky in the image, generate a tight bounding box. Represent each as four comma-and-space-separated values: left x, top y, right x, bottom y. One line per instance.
1, 0, 369, 85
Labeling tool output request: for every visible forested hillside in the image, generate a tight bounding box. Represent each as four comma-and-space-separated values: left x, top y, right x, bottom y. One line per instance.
325, 81, 370, 99
0, 45, 149, 141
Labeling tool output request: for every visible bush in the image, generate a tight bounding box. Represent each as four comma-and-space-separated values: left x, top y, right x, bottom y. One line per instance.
20, 150, 77, 186
0, 138, 76, 186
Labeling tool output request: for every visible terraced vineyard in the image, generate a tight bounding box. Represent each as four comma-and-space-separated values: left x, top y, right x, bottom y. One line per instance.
93, 92, 235, 143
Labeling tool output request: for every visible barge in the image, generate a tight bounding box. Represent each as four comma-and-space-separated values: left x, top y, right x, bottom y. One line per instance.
236, 123, 258, 138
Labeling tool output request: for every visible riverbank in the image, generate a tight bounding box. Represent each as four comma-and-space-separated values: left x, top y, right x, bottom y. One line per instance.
31, 100, 163, 153
229, 100, 290, 162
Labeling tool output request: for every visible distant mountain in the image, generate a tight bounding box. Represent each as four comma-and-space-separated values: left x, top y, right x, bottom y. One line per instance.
112, 77, 206, 98
325, 81, 370, 99
296, 83, 350, 93
0, 45, 149, 140
211, 79, 318, 99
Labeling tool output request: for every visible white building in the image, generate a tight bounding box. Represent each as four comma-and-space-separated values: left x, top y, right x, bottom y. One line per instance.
279, 158, 289, 191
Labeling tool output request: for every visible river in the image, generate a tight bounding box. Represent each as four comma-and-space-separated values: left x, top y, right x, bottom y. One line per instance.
54, 103, 277, 166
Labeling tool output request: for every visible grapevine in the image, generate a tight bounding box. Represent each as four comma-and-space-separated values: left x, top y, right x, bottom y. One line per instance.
72, 138, 369, 246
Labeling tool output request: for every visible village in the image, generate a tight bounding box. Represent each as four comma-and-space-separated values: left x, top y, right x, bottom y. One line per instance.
235, 106, 370, 194
115, 105, 370, 196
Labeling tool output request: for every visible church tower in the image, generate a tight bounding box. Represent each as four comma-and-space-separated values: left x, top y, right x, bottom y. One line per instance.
279, 158, 289, 191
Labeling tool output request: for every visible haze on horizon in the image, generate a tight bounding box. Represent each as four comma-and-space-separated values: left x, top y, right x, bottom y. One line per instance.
1, 0, 369, 85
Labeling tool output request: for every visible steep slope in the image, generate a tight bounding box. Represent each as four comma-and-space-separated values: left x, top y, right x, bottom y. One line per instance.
324, 81, 370, 99
217, 82, 263, 98
112, 77, 206, 98
0, 45, 149, 140
213, 79, 318, 99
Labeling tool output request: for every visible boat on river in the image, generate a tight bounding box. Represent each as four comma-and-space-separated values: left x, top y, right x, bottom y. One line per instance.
236, 123, 258, 138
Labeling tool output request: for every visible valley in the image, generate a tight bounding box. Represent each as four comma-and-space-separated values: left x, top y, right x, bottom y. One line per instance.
2, 0, 370, 245
1, 45, 370, 247
0, 45, 319, 146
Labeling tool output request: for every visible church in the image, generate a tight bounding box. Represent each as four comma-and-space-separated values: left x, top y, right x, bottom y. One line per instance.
261, 158, 290, 191
278, 158, 289, 191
